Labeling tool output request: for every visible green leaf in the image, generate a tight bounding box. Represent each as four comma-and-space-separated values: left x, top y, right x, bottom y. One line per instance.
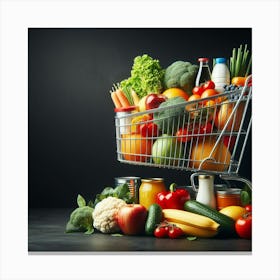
87, 200, 94, 208
100, 187, 114, 196
111, 233, 123, 237
241, 190, 251, 206
187, 236, 197, 241
77, 194, 86, 207
114, 183, 130, 198
84, 227, 94, 235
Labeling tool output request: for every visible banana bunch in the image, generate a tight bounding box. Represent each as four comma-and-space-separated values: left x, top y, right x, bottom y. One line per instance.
162, 209, 219, 238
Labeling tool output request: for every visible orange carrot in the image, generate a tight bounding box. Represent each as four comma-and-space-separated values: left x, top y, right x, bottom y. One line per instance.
116, 89, 131, 108
111, 91, 122, 108
131, 89, 140, 106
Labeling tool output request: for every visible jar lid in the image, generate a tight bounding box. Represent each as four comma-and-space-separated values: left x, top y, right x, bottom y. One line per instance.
115, 176, 141, 182
198, 57, 209, 62
142, 178, 164, 182
198, 174, 214, 179
217, 188, 242, 195
114, 106, 137, 113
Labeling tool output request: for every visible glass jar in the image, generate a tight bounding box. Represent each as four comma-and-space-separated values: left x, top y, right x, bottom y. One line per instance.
139, 178, 166, 210
216, 188, 242, 210
195, 174, 216, 209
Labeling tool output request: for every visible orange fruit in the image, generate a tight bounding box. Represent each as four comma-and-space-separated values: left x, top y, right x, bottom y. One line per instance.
231, 77, 246, 87
185, 94, 201, 111
121, 133, 152, 162
190, 137, 231, 172
162, 88, 189, 101
201, 89, 218, 99
201, 89, 221, 104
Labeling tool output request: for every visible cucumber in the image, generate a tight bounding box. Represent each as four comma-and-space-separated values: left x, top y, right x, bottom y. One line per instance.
184, 200, 236, 237
145, 203, 163, 236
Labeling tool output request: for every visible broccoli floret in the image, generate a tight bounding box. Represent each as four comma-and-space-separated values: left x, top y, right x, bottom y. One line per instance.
153, 97, 188, 134
65, 194, 94, 234
164, 61, 199, 95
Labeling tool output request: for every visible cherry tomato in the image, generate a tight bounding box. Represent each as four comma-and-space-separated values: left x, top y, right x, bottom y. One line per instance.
201, 122, 212, 134
154, 226, 169, 238
192, 86, 204, 96
244, 204, 252, 213
168, 226, 184, 239
176, 127, 200, 142
203, 80, 215, 90
235, 213, 252, 239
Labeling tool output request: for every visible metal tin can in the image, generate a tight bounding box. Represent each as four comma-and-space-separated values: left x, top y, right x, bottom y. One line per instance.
216, 188, 242, 210
139, 178, 166, 210
114, 176, 141, 203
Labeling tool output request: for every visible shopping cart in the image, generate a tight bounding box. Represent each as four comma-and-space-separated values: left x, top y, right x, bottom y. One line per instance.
115, 76, 252, 189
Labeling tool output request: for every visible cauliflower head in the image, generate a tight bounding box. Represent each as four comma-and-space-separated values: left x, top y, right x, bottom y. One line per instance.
92, 196, 127, 233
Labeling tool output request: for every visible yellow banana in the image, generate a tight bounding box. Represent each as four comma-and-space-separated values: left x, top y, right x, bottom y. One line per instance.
162, 209, 220, 231
170, 221, 218, 238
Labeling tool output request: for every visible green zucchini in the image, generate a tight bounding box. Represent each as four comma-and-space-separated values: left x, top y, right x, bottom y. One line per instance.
184, 200, 236, 237
145, 203, 163, 236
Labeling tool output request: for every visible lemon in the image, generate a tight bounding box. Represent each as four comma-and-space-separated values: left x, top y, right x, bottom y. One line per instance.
219, 206, 246, 221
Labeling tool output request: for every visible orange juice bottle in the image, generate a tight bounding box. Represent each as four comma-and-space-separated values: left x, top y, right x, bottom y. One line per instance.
139, 178, 166, 210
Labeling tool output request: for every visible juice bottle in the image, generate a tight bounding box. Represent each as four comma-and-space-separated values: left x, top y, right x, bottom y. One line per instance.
195, 57, 212, 86
139, 178, 166, 210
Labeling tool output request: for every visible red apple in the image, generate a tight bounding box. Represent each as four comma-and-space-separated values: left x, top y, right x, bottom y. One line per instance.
117, 204, 147, 235
145, 93, 166, 110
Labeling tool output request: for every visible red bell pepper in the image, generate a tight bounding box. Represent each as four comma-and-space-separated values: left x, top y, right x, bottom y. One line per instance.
156, 183, 190, 210
140, 122, 159, 138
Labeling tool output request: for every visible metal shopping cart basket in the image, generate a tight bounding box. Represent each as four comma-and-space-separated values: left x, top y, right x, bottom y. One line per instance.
115, 76, 252, 189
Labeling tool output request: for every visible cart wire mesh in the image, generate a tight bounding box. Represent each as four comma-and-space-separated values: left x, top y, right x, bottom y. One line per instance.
115, 76, 252, 176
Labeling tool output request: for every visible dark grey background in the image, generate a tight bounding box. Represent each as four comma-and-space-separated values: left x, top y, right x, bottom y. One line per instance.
28, 28, 252, 208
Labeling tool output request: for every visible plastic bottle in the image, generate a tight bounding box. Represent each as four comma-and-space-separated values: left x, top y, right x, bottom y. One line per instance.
195, 58, 212, 87
211, 57, 230, 93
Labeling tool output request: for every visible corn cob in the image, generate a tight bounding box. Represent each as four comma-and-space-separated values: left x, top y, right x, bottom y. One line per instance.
162, 209, 219, 231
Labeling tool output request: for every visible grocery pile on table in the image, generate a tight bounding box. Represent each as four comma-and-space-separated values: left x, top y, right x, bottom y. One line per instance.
65, 182, 252, 239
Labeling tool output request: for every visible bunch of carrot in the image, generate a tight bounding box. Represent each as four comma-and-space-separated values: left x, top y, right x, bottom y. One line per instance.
110, 84, 140, 109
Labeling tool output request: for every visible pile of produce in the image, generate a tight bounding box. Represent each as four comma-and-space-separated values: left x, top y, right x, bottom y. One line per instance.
65, 183, 252, 240
111, 48, 251, 172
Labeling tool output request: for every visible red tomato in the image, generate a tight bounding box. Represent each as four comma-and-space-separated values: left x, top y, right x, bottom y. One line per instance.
235, 214, 252, 239
176, 122, 212, 142
203, 80, 215, 91
168, 226, 184, 239
244, 204, 252, 213
192, 86, 204, 96
201, 122, 212, 134
175, 127, 200, 142
154, 226, 169, 238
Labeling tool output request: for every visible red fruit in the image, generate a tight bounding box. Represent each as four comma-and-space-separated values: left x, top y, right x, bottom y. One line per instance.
235, 213, 252, 239
117, 204, 147, 235
202, 80, 215, 90
192, 86, 204, 96
145, 93, 166, 110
